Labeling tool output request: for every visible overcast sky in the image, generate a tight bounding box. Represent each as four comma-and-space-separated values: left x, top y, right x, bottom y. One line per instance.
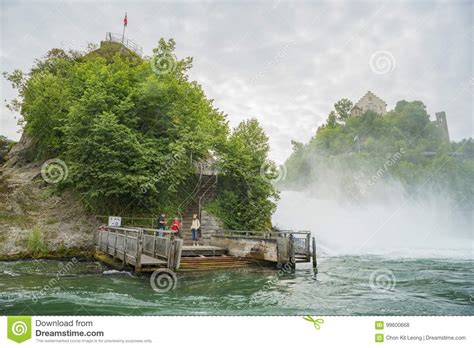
1, 0, 472, 162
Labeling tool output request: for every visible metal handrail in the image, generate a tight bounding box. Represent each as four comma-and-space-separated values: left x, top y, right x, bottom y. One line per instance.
198, 173, 218, 220
141, 228, 177, 237
217, 229, 311, 236
105, 32, 143, 56
176, 161, 204, 222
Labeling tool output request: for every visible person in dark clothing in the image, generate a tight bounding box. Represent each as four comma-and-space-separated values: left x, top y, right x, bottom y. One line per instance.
158, 213, 167, 237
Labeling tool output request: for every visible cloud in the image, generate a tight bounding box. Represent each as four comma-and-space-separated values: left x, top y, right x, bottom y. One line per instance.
1, 0, 472, 162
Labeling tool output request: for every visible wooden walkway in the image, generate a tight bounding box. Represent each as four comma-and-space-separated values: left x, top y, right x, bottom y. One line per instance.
181, 245, 227, 257
95, 226, 317, 273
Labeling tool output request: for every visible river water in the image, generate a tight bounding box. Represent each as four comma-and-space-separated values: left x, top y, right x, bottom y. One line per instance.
1, 190, 472, 315
0, 257, 472, 316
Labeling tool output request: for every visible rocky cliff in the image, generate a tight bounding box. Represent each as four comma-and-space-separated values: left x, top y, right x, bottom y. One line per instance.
0, 133, 97, 259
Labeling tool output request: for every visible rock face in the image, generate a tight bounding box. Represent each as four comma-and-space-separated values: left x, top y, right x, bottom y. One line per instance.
0, 133, 97, 259
3, 132, 35, 169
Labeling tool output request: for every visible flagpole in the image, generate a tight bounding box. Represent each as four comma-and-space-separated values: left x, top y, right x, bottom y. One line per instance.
122, 12, 127, 44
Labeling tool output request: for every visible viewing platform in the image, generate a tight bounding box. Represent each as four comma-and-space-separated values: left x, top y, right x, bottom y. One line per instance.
103, 32, 143, 56
95, 226, 317, 272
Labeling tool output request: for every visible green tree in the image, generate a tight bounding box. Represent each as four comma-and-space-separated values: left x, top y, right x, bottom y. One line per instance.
212, 119, 279, 230
282, 98, 473, 206
334, 98, 353, 123
4, 40, 278, 228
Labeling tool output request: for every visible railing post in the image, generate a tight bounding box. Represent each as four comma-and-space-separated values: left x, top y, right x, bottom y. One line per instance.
136, 229, 143, 272
152, 230, 156, 258
113, 230, 118, 259
167, 239, 174, 269
289, 234, 296, 270
98, 230, 102, 251
312, 237, 318, 273
306, 233, 311, 261
174, 238, 182, 270
107, 228, 110, 254
123, 230, 128, 265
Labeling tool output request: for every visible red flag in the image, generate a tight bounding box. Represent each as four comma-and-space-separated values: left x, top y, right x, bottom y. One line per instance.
123, 13, 128, 27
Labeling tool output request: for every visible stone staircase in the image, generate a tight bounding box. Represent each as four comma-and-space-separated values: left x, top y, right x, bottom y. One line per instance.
179, 174, 218, 245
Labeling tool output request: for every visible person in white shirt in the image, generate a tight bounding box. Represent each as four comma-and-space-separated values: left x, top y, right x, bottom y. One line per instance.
191, 213, 201, 246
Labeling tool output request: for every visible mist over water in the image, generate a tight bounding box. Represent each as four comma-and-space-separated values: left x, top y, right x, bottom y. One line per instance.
273, 188, 473, 259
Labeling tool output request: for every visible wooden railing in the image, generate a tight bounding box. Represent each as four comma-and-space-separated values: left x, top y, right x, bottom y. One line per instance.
96, 226, 182, 271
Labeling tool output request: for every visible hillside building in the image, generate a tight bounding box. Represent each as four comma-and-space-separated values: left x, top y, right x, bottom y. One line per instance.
350, 91, 387, 116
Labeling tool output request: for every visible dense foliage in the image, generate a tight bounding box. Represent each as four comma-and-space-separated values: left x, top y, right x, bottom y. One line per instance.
282, 99, 474, 204
208, 119, 279, 230
4, 40, 278, 228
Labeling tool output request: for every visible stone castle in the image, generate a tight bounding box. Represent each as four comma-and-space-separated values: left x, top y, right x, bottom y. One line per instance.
350, 91, 450, 143
350, 91, 387, 116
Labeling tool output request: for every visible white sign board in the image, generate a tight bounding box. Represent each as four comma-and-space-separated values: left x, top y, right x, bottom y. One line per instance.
108, 216, 122, 227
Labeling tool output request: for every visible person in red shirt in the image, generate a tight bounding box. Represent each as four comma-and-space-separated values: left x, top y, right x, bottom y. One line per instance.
170, 217, 181, 239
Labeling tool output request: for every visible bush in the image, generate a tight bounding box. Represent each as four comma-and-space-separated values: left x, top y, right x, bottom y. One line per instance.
27, 226, 49, 258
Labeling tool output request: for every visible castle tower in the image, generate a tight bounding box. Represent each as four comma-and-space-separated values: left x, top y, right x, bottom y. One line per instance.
435, 111, 450, 144
350, 91, 387, 116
